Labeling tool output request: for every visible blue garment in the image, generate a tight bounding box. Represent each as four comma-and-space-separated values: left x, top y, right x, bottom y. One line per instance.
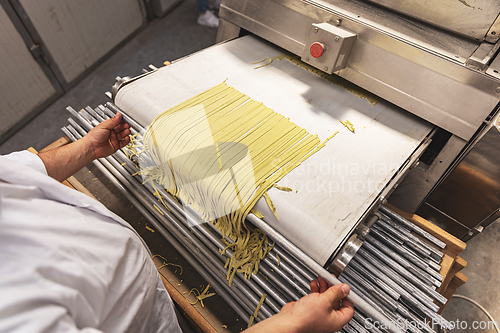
197, 0, 210, 12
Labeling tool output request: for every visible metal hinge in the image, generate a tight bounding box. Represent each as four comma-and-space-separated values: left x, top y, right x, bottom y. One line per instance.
29, 43, 47, 63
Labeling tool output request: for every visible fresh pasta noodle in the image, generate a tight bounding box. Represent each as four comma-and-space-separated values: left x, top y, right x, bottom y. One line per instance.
131, 82, 338, 283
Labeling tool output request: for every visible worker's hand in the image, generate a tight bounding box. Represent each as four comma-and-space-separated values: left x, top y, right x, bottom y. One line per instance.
244, 278, 354, 333
85, 112, 131, 160
281, 279, 354, 333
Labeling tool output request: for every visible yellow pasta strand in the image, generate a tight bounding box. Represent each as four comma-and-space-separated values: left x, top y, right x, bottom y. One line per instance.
340, 120, 355, 133
132, 82, 337, 284
248, 294, 267, 328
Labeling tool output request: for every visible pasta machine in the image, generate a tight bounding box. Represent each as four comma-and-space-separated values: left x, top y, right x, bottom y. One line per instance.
215, 0, 500, 243
62, 0, 500, 331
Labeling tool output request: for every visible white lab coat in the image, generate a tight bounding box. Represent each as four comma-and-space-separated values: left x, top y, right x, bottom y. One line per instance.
0, 151, 182, 333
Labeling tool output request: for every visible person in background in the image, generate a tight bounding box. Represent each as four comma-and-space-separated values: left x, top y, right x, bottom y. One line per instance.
0, 113, 354, 332
197, 0, 219, 28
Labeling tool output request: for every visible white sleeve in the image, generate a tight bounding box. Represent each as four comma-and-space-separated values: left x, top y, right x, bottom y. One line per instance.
0, 297, 104, 333
0, 150, 47, 175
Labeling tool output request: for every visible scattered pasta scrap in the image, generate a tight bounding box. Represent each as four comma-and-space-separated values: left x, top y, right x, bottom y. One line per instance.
255, 53, 379, 106
276, 253, 281, 266
188, 284, 216, 307
152, 254, 168, 262
340, 120, 355, 133
272, 183, 293, 192
248, 294, 267, 328
153, 204, 165, 216
251, 54, 288, 69
222, 325, 227, 329
152, 254, 183, 275
250, 209, 264, 219
145, 225, 155, 233
263, 192, 279, 221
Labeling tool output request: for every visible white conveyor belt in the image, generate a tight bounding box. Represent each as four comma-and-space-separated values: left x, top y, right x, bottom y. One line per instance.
115, 35, 433, 265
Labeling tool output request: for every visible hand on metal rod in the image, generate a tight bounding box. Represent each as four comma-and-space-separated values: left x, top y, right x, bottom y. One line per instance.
39, 112, 130, 182
86, 112, 131, 159
244, 277, 354, 333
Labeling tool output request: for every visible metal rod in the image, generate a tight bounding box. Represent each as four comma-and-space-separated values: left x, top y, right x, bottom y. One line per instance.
352, 255, 450, 328
369, 227, 443, 279
105, 101, 144, 133
246, 213, 406, 333
353, 311, 384, 333
343, 266, 399, 311
362, 242, 446, 304
347, 260, 400, 301
202, 221, 310, 298
188, 221, 300, 303
365, 234, 441, 288
379, 206, 446, 249
357, 248, 441, 311
339, 274, 399, 323
341, 271, 429, 333
242, 223, 317, 286
379, 213, 444, 261
375, 220, 433, 259
265, 248, 313, 292
98, 104, 140, 136
350, 316, 369, 333
85, 106, 106, 122
272, 245, 317, 283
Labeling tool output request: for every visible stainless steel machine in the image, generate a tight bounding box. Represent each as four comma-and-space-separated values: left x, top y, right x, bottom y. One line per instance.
61, 1, 500, 331
216, 0, 500, 242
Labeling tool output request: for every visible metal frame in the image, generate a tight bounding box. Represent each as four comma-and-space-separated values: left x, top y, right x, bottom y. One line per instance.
416, 105, 500, 240
216, 0, 500, 241
217, 0, 500, 141
389, 134, 468, 214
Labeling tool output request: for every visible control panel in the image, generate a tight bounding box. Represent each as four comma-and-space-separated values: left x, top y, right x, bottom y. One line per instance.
301, 23, 357, 74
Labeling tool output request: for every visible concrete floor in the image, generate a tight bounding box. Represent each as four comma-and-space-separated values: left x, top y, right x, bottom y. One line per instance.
0, 0, 217, 155
441, 220, 500, 333
1, 0, 499, 331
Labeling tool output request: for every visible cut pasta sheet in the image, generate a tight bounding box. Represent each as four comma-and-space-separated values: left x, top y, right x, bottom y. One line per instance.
131, 82, 337, 282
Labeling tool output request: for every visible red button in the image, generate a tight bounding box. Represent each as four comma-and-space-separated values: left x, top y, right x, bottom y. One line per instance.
310, 42, 325, 58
